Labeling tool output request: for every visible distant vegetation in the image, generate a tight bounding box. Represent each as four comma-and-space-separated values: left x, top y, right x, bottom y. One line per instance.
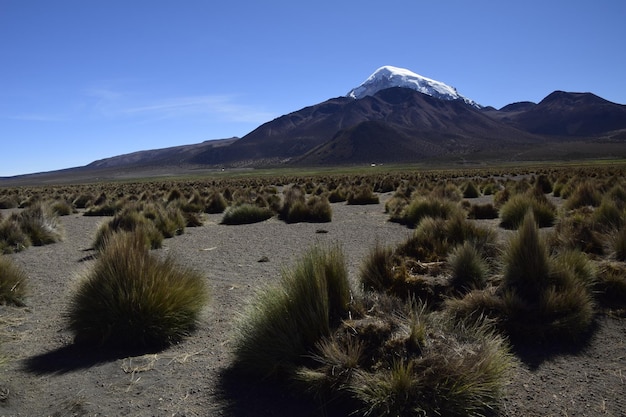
1, 162, 626, 415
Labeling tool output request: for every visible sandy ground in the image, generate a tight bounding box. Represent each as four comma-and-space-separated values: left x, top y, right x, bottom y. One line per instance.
1, 196, 625, 417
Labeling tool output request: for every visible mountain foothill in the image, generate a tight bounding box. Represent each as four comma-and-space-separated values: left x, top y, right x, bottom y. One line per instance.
4, 66, 626, 183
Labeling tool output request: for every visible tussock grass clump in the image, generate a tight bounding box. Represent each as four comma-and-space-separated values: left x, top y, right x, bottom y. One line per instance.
93, 208, 163, 251
564, 181, 602, 210
0, 217, 31, 254
468, 202, 499, 219
16, 203, 64, 246
327, 186, 348, 203
499, 193, 556, 229
614, 225, 626, 261
204, 191, 228, 214
0, 256, 28, 306
360, 244, 396, 294
399, 213, 497, 262
144, 203, 185, 238
83, 201, 122, 216
448, 213, 595, 343
347, 186, 379, 205
51, 200, 74, 216
67, 232, 208, 348
299, 300, 513, 417
398, 196, 462, 227
284, 196, 332, 223
594, 262, 626, 311
552, 209, 606, 255
462, 181, 480, 198
448, 242, 489, 292
0, 196, 19, 209
221, 204, 274, 225
232, 245, 350, 378
593, 198, 624, 230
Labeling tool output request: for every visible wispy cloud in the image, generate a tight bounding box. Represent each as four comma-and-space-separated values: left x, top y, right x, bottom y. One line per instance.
4, 113, 67, 122
81, 85, 275, 125
122, 95, 276, 124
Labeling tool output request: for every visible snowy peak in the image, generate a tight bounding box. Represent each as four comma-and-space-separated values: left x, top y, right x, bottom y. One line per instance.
347, 65, 480, 108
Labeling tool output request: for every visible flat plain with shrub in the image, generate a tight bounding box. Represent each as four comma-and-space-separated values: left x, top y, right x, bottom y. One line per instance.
0, 162, 625, 416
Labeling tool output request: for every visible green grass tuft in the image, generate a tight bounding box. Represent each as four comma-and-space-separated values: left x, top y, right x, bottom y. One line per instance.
232, 245, 350, 378
67, 232, 208, 348
221, 204, 274, 225
0, 255, 28, 306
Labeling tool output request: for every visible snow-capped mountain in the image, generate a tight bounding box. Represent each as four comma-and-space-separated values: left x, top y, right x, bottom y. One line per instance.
347, 65, 481, 108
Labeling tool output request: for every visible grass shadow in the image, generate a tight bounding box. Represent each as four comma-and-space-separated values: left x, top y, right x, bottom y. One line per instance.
509, 317, 600, 370
22, 343, 163, 375
215, 366, 353, 417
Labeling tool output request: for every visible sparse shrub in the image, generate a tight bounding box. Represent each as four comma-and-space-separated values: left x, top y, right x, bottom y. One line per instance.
552, 249, 597, 290
347, 186, 379, 205
308, 303, 513, 417
150, 204, 185, 238
166, 188, 184, 202
467, 203, 499, 219
205, 191, 228, 214
51, 200, 74, 216
399, 213, 497, 262
284, 196, 332, 223
462, 181, 480, 198
502, 212, 551, 300
431, 182, 463, 202
614, 225, 626, 261
0, 255, 28, 306
594, 262, 626, 310
72, 193, 93, 209
83, 201, 122, 216
280, 186, 306, 219
534, 174, 553, 194
593, 198, 624, 230
454, 213, 595, 342
384, 195, 409, 222
565, 181, 602, 210
552, 209, 605, 255
499, 193, 555, 229
448, 242, 489, 292
399, 197, 461, 227
328, 187, 348, 203
0, 217, 31, 253
360, 244, 396, 293
0, 196, 19, 209
93, 208, 163, 251
221, 204, 273, 225
67, 231, 208, 348
17, 203, 64, 246
232, 245, 350, 378
481, 182, 499, 196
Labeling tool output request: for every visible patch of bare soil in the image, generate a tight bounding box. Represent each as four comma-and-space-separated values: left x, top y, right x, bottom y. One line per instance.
0, 196, 624, 416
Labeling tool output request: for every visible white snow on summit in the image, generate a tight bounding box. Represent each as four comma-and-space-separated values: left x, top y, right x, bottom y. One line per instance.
347, 66, 480, 108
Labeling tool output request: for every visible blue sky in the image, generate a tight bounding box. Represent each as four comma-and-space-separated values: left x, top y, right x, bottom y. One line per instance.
2, 1, 625, 177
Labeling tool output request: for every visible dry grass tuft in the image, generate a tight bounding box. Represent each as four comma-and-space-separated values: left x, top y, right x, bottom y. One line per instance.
67, 231, 209, 348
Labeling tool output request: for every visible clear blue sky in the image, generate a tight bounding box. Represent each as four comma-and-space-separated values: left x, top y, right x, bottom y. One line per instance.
2, 1, 625, 176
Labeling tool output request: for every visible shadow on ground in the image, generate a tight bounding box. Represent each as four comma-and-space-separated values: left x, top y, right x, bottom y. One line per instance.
216, 366, 355, 417
509, 318, 600, 370
22, 343, 162, 375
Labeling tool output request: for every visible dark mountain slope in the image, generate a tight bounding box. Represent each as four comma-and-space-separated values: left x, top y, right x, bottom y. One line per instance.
87, 138, 238, 169
192, 87, 541, 166
503, 91, 626, 136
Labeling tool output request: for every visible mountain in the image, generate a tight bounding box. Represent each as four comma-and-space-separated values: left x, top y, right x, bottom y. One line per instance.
4, 67, 626, 185
502, 91, 626, 136
347, 66, 480, 108
86, 138, 238, 169
191, 87, 539, 166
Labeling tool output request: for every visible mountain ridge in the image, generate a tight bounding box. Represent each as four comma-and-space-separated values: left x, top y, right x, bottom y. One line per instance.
3, 66, 626, 185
